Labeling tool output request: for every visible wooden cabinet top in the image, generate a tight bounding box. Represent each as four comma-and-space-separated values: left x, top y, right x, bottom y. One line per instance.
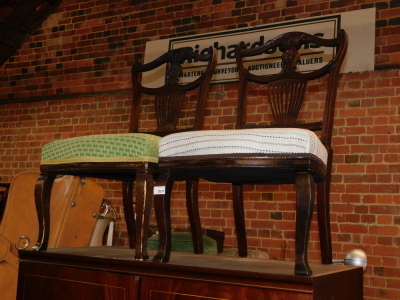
18, 246, 362, 291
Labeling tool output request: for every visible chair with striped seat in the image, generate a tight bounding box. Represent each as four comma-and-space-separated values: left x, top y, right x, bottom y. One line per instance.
153, 30, 348, 275
33, 46, 217, 260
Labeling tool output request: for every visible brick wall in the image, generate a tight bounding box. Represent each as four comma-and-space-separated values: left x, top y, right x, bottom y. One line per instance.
1, 1, 400, 299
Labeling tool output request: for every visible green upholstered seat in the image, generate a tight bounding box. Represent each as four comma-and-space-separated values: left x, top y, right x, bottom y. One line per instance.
41, 133, 162, 164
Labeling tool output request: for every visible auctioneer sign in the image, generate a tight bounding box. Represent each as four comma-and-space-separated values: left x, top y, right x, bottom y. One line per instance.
143, 8, 375, 87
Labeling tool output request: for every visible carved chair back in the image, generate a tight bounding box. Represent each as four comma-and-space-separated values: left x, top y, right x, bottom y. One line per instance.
236, 30, 348, 148
130, 47, 217, 136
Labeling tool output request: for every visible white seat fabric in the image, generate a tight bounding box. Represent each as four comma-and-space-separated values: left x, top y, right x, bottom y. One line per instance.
158, 128, 328, 164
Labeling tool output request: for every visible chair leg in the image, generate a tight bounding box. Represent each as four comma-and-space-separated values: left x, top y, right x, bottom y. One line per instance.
186, 179, 204, 254
132, 169, 153, 261
153, 172, 175, 263
294, 172, 315, 276
32, 173, 56, 251
232, 183, 247, 257
122, 180, 136, 249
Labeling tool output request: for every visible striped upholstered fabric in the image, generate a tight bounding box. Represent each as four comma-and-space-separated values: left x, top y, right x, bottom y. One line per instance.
158, 128, 327, 164
41, 133, 162, 165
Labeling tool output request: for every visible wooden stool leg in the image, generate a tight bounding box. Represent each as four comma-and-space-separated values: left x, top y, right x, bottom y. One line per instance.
122, 180, 136, 249
232, 183, 247, 257
186, 179, 203, 254
294, 172, 315, 276
33, 173, 56, 251
153, 172, 175, 263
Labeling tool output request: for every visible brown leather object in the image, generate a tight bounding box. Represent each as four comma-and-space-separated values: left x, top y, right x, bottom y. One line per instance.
0, 171, 104, 300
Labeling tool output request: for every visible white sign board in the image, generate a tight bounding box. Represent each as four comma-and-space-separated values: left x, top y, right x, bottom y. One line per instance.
143, 8, 375, 87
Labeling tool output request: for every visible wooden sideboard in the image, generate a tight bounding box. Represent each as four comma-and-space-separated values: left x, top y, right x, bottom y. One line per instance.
17, 247, 363, 300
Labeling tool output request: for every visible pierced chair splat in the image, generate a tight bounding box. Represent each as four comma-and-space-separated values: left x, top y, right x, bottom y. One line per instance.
153, 30, 348, 276
33, 46, 217, 261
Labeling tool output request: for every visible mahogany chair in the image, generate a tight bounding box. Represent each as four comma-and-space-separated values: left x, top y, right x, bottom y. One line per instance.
153, 30, 348, 275
33, 46, 217, 260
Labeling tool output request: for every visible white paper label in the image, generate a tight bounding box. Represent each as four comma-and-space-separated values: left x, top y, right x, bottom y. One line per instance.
154, 186, 166, 195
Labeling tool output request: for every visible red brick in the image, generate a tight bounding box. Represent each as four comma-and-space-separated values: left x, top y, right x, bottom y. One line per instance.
0, 3, 400, 299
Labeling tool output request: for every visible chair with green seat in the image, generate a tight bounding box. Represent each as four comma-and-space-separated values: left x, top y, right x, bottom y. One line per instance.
33, 46, 217, 260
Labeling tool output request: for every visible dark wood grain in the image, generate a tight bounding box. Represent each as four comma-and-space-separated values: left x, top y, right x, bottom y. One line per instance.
17, 247, 363, 300
18, 260, 139, 300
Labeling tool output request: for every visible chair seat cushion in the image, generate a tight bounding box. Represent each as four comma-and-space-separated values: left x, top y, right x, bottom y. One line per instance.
158, 128, 328, 164
41, 133, 162, 164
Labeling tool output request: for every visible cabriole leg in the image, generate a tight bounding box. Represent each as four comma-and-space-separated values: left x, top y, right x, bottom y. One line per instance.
133, 169, 153, 261
294, 172, 315, 276
153, 172, 175, 263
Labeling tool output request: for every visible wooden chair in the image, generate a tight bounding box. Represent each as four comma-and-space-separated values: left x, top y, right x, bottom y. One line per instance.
33, 46, 217, 260
153, 30, 348, 275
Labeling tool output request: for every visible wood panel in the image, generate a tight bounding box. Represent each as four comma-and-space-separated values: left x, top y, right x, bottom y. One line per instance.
140, 276, 312, 300
17, 262, 139, 300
